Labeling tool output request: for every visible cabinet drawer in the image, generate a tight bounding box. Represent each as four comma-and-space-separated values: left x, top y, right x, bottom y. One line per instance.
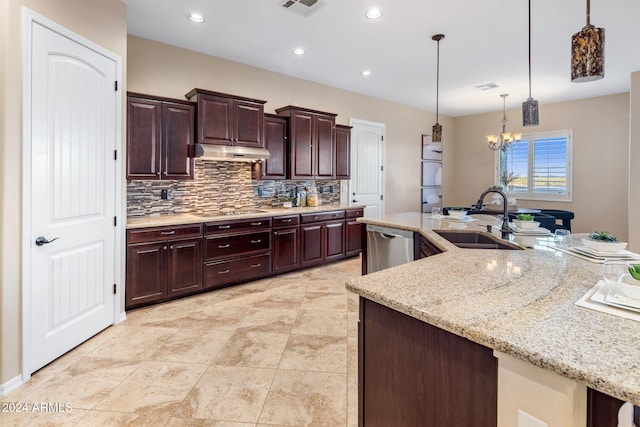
346, 208, 364, 218
205, 230, 271, 260
127, 224, 202, 244
204, 217, 271, 234
204, 253, 271, 289
273, 215, 300, 227
300, 210, 345, 224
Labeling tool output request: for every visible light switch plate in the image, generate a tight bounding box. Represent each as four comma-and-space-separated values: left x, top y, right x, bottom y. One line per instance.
517, 409, 548, 427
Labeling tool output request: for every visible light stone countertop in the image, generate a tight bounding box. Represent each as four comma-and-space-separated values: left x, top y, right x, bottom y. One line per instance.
125, 204, 362, 229
347, 211, 640, 405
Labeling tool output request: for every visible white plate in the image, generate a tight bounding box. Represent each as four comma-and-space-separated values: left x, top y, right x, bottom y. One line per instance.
441, 215, 477, 223
572, 246, 640, 259
581, 238, 628, 253
510, 224, 550, 235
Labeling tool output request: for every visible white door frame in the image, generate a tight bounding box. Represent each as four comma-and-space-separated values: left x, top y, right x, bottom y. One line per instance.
21, 8, 124, 382
348, 118, 386, 217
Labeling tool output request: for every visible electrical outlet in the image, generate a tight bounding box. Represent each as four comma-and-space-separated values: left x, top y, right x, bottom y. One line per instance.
319, 186, 324, 193
161, 189, 169, 200
258, 186, 263, 196
329, 185, 334, 193
517, 410, 548, 427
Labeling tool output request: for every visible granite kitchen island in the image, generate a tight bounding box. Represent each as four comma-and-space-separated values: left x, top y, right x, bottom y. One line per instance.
346, 212, 640, 427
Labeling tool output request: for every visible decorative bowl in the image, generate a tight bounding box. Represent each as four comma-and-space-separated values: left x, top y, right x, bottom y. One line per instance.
513, 219, 540, 230
447, 210, 468, 218
582, 238, 628, 253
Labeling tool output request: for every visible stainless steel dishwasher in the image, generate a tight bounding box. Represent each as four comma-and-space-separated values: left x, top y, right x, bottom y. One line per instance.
366, 224, 414, 273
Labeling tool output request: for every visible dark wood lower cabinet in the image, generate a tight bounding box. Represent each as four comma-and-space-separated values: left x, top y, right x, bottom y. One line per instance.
587, 388, 640, 427
359, 297, 497, 427
126, 224, 203, 310
300, 219, 345, 267
273, 226, 300, 273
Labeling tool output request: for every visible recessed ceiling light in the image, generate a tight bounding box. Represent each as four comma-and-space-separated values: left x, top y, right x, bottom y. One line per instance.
365, 8, 383, 19
292, 48, 305, 55
187, 13, 205, 23
361, 70, 372, 76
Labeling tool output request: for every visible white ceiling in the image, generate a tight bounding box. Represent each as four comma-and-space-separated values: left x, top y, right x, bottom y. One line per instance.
124, 0, 640, 117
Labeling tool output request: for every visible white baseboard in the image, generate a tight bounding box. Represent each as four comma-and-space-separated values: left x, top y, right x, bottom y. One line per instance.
0, 375, 24, 397
117, 311, 127, 324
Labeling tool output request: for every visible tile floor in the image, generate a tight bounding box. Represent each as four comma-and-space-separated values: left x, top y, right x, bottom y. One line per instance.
1, 257, 362, 427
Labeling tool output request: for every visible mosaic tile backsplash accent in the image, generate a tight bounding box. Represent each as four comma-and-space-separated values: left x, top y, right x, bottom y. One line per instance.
127, 159, 341, 217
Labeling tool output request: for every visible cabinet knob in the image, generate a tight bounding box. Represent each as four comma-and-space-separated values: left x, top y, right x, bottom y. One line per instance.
163, 246, 167, 250
169, 245, 173, 250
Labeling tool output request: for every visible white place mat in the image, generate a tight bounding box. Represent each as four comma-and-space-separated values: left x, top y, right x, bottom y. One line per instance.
554, 246, 640, 264
575, 280, 640, 322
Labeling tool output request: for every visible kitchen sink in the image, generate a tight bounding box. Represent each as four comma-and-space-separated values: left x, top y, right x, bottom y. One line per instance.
434, 230, 523, 250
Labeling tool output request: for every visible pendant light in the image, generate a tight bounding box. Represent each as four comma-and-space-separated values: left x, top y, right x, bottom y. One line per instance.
432, 34, 444, 142
522, 0, 539, 127
571, 0, 604, 82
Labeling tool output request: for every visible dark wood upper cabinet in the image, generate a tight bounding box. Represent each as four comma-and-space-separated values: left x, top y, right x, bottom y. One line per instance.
276, 106, 337, 180
255, 114, 288, 180
127, 93, 194, 180
335, 124, 352, 179
186, 88, 266, 148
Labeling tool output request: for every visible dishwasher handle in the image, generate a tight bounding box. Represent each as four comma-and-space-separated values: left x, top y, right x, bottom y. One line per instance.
380, 233, 400, 239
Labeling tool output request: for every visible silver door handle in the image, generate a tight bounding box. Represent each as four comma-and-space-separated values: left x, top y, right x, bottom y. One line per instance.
35, 236, 59, 246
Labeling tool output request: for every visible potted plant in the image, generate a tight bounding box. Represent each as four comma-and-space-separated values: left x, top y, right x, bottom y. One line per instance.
498, 170, 519, 208
513, 213, 539, 230
282, 196, 293, 208
582, 231, 628, 252
447, 206, 468, 218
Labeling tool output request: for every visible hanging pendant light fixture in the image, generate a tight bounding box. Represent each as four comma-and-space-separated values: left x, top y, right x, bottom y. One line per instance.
487, 94, 522, 152
571, 0, 604, 82
432, 34, 444, 142
522, 0, 539, 127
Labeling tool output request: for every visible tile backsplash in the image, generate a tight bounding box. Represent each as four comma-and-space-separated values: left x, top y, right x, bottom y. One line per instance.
127, 159, 341, 217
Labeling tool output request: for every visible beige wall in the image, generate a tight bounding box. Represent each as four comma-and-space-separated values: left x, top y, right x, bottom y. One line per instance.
452, 93, 631, 239
1, 0, 127, 385
127, 35, 453, 214
630, 71, 640, 252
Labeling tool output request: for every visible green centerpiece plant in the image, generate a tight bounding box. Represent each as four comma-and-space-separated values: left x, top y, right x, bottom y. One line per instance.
516, 213, 534, 221
588, 231, 619, 242
628, 264, 640, 281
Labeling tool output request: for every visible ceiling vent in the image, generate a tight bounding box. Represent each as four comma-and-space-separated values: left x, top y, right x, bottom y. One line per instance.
281, 0, 327, 16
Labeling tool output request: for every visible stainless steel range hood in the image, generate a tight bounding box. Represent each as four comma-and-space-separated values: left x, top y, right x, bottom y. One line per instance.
194, 144, 270, 162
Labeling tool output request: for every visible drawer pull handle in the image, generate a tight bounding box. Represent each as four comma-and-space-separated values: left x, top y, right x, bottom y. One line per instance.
313, 216, 318, 220
169, 245, 173, 250
163, 246, 167, 250
251, 222, 262, 226
283, 219, 292, 223
218, 269, 230, 274
251, 263, 261, 268
160, 231, 176, 235
251, 239, 262, 244
218, 244, 231, 249
218, 225, 231, 229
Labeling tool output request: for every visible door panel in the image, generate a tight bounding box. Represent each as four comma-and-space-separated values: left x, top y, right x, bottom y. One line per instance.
325, 220, 345, 260
127, 97, 161, 179
234, 101, 264, 147
199, 95, 233, 144
316, 115, 335, 178
29, 21, 117, 373
167, 238, 202, 297
300, 223, 324, 266
291, 113, 314, 178
351, 121, 385, 218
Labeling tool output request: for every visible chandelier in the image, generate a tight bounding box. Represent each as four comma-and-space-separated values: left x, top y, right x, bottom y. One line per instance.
486, 94, 522, 152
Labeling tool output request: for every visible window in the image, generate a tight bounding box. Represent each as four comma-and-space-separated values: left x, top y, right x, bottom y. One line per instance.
497, 130, 573, 202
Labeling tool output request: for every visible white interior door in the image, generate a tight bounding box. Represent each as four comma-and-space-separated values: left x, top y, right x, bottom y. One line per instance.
349, 119, 385, 219
25, 19, 118, 373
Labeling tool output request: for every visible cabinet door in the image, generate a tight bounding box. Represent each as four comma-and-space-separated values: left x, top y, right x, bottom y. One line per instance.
315, 115, 335, 178
162, 102, 195, 180
346, 219, 363, 256
167, 237, 202, 297
126, 241, 167, 308
290, 112, 314, 179
325, 220, 345, 260
300, 223, 324, 266
335, 125, 351, 179
234, 100, 264, 147
261, 115, 287, 179
127, 96, 162, 180
198, 94, 234, 145
273, 226, 300, 273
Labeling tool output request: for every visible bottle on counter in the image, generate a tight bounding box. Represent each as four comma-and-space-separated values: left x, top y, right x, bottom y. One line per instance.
292, 188, 299, 207
298, 187, 307, 207
307, 186, 318, 207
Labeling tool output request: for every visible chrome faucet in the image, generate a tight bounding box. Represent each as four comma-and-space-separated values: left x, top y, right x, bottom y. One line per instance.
474, 189, 512, 238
